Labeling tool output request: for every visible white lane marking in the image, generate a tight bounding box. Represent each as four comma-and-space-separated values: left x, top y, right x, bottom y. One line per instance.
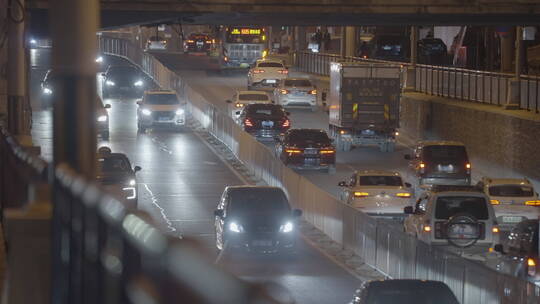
142, 183, 179, 237
149, 134, 173, 155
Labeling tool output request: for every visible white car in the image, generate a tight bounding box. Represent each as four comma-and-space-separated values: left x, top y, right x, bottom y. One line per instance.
247, 59, 288, 90
403, 185, 499, 254
476, 177, 540, 231
273, 78, 318, 111
338, 170, 414, 220
146, 36, 167, 51
226, 90, 272, 120
137, 90, 185, 131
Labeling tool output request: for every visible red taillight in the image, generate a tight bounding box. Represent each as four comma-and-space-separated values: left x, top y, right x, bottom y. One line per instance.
278, 69, 288, 74
253, 69, 265, 74
282, 119, 290, 128
244, 119, 253, 127
320, 149, 335, 155
309, 89, 317, 95
285, 148, 302, 154
419, 162, 426, 173
187, 40, 194, 43
224, 56, 228, 62
466, 163, 471, 173
280, 89, 289, 95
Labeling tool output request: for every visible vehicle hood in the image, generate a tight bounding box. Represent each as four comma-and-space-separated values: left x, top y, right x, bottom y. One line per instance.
142, 104, 182, 111
230, 212, 291, 233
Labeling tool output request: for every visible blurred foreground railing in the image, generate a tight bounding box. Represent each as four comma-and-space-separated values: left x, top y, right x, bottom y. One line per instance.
295, 51, 540, 113
100, 36, 540, 304
1, 123, 281, 302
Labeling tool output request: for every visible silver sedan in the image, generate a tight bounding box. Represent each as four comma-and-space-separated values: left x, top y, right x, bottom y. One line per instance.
273, 78, 318, 111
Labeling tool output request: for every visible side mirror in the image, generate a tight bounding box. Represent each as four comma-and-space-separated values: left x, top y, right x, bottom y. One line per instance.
235, 111, 241, 115
403, 206, 414, 214
404, 182, 412, 188
493, 244, 505, 254
105, 104, 111, 109
292, 209, 302, 217
338, 181, 347, 187
214, 209, 224, 218
404, 154, 412, 160
134, 166, 142, 172
225, 99, 232, 104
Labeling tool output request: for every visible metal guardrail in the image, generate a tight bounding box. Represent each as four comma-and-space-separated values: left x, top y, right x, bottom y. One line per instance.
295, 51, 540, 113
100, 37, 540, 304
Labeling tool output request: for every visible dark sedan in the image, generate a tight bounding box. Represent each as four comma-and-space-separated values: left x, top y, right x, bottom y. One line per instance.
237, 103, 291, 141
183, 33, 213, 54
97, 147, 141, 208
214, 186, 302, 254
276, 129, 336, 174
101, 65, 147, 98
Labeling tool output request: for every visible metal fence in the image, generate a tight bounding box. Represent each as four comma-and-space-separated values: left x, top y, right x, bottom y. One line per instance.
295, 51, 540, 113
102, 37, 540, 304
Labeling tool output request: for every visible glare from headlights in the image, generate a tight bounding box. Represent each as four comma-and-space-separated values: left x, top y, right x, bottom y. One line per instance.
97, 115, 107, 122
280, 222, 294, 233
43, 88, 53, 95
134, 80, 144, 87
106, 80, 115, 86
229, 222, 243, 233
122, 187, 136, 200
141, 109, 152, 116
29, 39, 37, 45
175, 108, 184, 115
128, 179, 136, 186
95, 56, 104, 63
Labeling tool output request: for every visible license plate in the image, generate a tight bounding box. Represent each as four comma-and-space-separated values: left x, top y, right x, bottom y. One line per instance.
252, 240, 272, 247
502, 216, 522, 223
440, 165, 455, 173
262, 121, 274, 128
158, 117, 169, 122
304, 148, 318, 155
266, 79, 277, 84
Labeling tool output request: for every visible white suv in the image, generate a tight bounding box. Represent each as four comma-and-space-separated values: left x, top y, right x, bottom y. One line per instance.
225, 90, 271, 120
247, 59, 288, 90
137, 90, 185, 132
476, 177, 540, 231
403, 185, 499, 254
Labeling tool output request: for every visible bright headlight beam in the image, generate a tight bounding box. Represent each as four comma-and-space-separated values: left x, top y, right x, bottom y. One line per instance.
175, 109, 184, 115
95, 56, 104, 63
141, 109, 151, 116
43, 88, 53, 95
128, 179, 136, 186
97, 115, 107, 122
134, 80, 143, 87
280, 222, 294, 233
106, 80, 115, 86
229, 222, 243, 233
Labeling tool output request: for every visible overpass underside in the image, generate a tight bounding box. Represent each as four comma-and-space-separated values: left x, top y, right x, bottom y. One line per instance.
26, 0, 540, 36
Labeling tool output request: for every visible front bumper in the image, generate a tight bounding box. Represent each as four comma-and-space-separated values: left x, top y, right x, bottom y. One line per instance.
226, 232, 296, 253
278, 96, 317, 109
139, 113, 185, 128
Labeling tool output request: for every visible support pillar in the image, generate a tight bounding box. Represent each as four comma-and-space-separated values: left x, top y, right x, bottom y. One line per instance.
405, 26, 418, 92
345, 26, 356, 57
506, 26, 522, 109
500, 27, 515, 73
7, 0, 31, 141
50, 1, 99, 302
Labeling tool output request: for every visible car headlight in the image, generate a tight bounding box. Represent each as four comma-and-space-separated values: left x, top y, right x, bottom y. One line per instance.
175, 108, 184, 116
121, 187, 136, 200
128, 179, 136, 186
43, 87, 53, 95
95, 56, 104, 63
97, 115, 107, 122
106, 80, 115, 86
280, 222, 294, 233
141, 109, 152, 116
134, 80, 144, 87
229, 222, 244, 233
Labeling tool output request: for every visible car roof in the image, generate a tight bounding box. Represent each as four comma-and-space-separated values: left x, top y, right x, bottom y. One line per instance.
481, 177, 532, 186
144, 90, 176, 95
237, 90, 268, 95
355, 170, 402, 177
417, 140, 465, 147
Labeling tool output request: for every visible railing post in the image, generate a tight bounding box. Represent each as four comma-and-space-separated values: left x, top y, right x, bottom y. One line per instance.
505, 26, 523, 109
404, 26, 417, 92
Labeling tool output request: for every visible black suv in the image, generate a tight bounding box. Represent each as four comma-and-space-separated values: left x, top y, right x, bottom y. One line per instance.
101, 65, 147, 98
276, 129, 336, 174
405, 141, 471, 186
213, 186, 302, 254
238, 103, 291, 141
97, 147, 141, 208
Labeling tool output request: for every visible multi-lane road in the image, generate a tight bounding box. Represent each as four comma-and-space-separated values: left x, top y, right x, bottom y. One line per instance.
29, 48, 364, 304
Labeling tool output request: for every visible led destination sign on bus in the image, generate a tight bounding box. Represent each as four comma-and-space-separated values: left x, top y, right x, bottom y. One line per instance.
230, 28, 262, 35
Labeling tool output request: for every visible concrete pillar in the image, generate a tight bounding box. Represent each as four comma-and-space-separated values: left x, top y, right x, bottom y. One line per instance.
345, 26, 356, 57
340, 27, 346, 57
7, 0, 31, 140
506, 26, 523, 109
500, 28, 515, 73
405, 26, 418, 92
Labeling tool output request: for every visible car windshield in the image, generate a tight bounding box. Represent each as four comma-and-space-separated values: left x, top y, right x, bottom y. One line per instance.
435, 196, 489, 220
246, 105, 283, 117
239, 94, 268, 101
146, 94, 179, 105
365, 285, 458, 304
257, 62, 283, 68
423, 145, 467, 162
284, 79, 312, 87
359, 176, 403, 186
108, 66, 139, 76
228, 189, 290, 215
288, 130, 330, 144
488, 185, 534, 197
98, 155, 131, 174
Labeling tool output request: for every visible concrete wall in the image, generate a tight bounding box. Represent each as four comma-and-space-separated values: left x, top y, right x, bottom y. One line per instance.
400, 92, 540, 182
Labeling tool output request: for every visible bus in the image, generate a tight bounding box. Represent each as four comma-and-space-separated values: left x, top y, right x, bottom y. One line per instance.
217, 26, 268, 69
